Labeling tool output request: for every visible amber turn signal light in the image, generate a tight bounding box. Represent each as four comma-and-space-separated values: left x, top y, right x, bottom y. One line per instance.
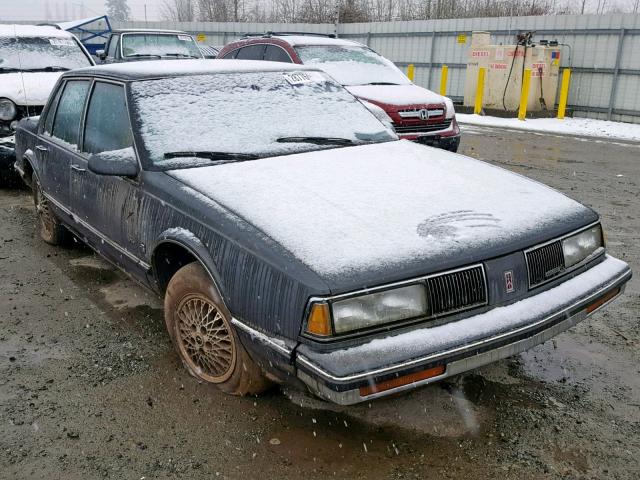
586, 287, 619, 314
359, 365, 446, 397
306, 303, 332, 336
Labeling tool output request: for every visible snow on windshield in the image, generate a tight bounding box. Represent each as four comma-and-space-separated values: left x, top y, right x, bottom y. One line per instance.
130, 70, 395, 167
122, 34, 202, 59
295, 45, 410, 87
0, 36, 92, 71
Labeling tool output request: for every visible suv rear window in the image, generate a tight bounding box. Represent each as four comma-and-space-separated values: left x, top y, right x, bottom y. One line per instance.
235, 44, 266, 60
264, 45, 292, 63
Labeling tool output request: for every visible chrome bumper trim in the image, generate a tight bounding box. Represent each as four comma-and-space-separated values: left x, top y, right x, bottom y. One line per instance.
298, 283, 626, 405
297, 257, 631, 384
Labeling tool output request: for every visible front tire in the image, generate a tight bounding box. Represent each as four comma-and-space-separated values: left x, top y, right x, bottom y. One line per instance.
33, 176, 68, 245
164, 262, 270, 396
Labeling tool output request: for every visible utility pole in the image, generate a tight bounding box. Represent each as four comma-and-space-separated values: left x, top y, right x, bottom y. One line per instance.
144, 4, 148, 23
334, 0, 340, 38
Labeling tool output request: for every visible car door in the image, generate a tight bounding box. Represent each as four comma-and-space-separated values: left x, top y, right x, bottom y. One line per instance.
71, 80, 144, 273
37, 79, 91, 209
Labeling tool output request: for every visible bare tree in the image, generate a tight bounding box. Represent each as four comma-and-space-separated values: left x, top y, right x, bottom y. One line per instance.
161, 0, 196, 21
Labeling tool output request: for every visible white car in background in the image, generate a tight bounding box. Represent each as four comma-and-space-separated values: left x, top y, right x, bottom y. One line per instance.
0, 24, 94, 181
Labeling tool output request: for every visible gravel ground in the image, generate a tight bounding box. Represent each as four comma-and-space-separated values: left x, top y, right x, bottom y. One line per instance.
1, 127, 638, 479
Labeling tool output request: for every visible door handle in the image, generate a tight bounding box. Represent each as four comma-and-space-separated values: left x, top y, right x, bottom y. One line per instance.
70, 165, 86, 173
35, 145, 48, 152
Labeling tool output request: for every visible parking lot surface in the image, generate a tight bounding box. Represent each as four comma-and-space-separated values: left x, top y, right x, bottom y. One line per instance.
1, 127, 638, 479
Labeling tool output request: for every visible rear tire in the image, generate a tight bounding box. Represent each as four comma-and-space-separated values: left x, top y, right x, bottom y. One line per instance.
164, 262, 270, 396
33, 175, 68, 245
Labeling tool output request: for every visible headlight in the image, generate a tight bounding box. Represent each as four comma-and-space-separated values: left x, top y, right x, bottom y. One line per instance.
562, 224, 604, 268
443, 96, 455, 119
361, 100, 394, 127
0, 98, 17, 121
306, 284, 428, 336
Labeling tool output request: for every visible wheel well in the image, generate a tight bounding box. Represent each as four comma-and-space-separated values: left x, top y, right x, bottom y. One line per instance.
22, 156, 34, 187
152, 242, 198, 294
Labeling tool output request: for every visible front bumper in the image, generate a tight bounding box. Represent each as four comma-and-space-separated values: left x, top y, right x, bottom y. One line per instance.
295, 255, 631, 405
0, 135, 16, 173
413, 133, 460, 152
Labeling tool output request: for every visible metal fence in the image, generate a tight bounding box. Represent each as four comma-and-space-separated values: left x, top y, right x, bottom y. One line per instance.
7, 14, 640, 122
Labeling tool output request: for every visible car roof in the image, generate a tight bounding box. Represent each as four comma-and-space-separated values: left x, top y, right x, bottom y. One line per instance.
65, 59, 321, 81
0, 24, 75, 39
241, 34, 365, 48
112, 28, 189, 35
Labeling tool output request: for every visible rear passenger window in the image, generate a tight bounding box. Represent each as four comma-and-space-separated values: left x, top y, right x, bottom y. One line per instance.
52, 80, 90, 147
83, 82, 132, 154
221, 49, 238, 59
236, 44, 265, 60
43, 86, 63, 135
264, 45, 292, 63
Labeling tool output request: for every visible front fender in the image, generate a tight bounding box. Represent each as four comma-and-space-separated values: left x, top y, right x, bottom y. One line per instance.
152, 227, 227, 301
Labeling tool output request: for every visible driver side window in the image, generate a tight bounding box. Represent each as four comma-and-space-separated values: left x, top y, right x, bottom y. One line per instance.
83, 82, 133, 154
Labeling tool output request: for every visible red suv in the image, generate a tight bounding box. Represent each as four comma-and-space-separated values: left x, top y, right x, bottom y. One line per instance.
217, 32, 460, 152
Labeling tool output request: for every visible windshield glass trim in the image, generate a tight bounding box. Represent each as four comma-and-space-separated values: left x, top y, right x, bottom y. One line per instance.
128, 71, 397, 171
120, 32, 203, 59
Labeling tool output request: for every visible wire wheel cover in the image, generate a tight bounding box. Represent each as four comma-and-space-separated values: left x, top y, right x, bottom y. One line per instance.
35, 186, 54, 237
175, 294, 236, 383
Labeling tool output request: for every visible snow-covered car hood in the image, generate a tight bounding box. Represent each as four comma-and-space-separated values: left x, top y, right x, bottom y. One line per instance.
346, 84, 445, 106
168, 140, 596, 283
0, 71, 62, 106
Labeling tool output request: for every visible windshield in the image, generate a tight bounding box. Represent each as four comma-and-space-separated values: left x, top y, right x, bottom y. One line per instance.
295, 45, 411, 87
130, 70, 396, 169
121, 33, 203, 59
0, 36, 92, 71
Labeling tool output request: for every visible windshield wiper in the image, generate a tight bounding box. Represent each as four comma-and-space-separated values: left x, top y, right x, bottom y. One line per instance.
163, 53, 199, 58
23, 66, 70, 72
0, 67, 22, 73
125, 54, 162, 59
361, 82, 401, 86
164, 151, 260, 162
276, 136, 354, 146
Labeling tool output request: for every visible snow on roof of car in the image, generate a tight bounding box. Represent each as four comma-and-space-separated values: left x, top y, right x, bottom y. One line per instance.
112, 28, 190, 34
70, 59, 320, 80
0, 24, 76, 39
267, 34, 364, 47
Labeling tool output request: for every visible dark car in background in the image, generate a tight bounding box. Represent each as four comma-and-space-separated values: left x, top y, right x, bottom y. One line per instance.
0, 24, 94, 183
14, 60, 630, 405
217, 32, 461, 152
97, 29, 204, 63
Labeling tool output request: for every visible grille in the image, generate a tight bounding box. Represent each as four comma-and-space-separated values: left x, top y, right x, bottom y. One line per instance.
526, 241, 565, 287
426, 265, 487, 317
392, 120, 452, 134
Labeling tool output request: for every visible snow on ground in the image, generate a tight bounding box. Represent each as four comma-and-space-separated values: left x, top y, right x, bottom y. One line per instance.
457, 114, 640, 142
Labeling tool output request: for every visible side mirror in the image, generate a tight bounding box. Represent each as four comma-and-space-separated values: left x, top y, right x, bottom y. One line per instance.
88, 148, 140, 177
96, 49, 107, 61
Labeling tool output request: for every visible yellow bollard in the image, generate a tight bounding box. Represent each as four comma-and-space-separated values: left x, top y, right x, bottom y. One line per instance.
518, 68, 532, 121
440, 65, 449, 96
474, 67, 485, 115
557, 68, 572, 119
407, 63, 415, 81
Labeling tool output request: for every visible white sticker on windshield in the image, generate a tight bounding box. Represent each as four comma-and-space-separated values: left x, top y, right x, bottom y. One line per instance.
283, 71, 324, 86
49, 38, 75, 47
177, 35, 192, 41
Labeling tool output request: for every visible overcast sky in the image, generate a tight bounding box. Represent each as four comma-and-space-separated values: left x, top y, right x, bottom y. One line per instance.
0, 0, 634, 22
0, 0, 163, 22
